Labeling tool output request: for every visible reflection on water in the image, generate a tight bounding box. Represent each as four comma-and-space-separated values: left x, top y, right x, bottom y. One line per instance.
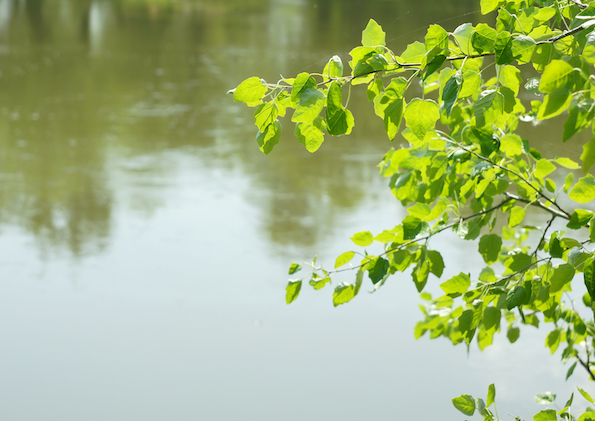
0, 0, 496, 257
1, 2, 592, 421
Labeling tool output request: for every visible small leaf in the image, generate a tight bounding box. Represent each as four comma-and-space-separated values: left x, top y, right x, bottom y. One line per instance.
440, 272, 471, 295
288, 263, 302, 275
567, 210, 594, 229
362, 19, 386, 47
368, 257, 389, 284
335, 251, 355, 268
332, 283, 355, 307
578, 387, 595, 404
533, 409, 558, 421
427, 250, 445, 277
564, 173, 574, 193
566, 361, 578, 380
452, 395, 476, 416
255, 120, 282, 155
556, 157, 580, 169
507, 326, 520, 343
233, 77, 267, 104
310, 276, 331, 290
584, 257, 595, 302
549, 264, 575, 293
351, 231, 374, 247
581, 138, 595, 173
479, 234, 502, 264
286, 280, 302, 304
507, 285, 527, 310
487, 384, 496, 407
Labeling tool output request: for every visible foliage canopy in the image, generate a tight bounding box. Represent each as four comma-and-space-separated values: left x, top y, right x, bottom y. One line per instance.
232, 0, 595, 419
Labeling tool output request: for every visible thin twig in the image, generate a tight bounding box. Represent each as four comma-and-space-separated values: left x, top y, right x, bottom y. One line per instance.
533, 215, 557, 257
578, 355, 595, 381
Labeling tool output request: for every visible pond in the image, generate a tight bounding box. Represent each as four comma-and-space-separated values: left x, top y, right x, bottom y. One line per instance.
0, 1, 590, 420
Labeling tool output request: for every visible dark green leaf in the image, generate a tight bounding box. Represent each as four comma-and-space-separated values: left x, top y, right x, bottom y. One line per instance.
507, 285, 527, 310
566, 361, 578, 380
506, 253, 533, 272
427, 250, 445, 277
479, 234, 502, 264
442, 73, 462, 117
495, 31, 513, 64
507, 326, 520, 343
581, 138, 595, 173
291, 73, 316, 102
368, 257, 389, 284
402, 215, 423, 240
472, 23, 497, 53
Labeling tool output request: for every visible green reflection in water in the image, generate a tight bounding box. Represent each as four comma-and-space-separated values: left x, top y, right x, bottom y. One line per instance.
0, 0, 583, 258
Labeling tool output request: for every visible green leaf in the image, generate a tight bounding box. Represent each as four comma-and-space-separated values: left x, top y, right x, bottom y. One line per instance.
581, 138, 595, 173
535, 392, 556, 404
453, 23, 475, 55
404, 99, 440, 140
255, 120, 282, 155
511, 35, 536, 64
500, 134, 523, 156
487, 384, 496, 407
326, 82, 354, 136
507, 285, 527, 310
295, 117, 326, 152
440, 272, 471, 295
567, 210, 594, 229
584, 257, 595, 302
351, 231, 374, 247
427, 250, 445, 277
550, 264, 575, 293
310, 276, 331, 290
335, 251, 355, 268
566, 362, 577, 380
368, 257, 389, 284
564, 173, 574, 193
508, 206, 526, 228
506, 253, 533, 272
407, 203, 431, 220
374, 78, 407, 140
442, 73, 462, 117
402, 215, 423, 240
546, 328, 561, 353
292, 88, 325, 123
286, 280, 302, 304
583, 30, 595, 65
537, 87, 573, 120
333, 283, 355, 307
480, 0, 499, 14
324, 55, 343, 79
254, 102, 279, 131
563, 99, 594, 142
495, 31, 513, 65
534, 159, 557, 181
362, 19, 386, 47
556, 157, 580, 169
539, 60, 574, 93
499, 65, 522, 95
533, 409, 558, 421
288, 263, 301, 274
479, 234, 502, 264
483, 306, 501, 330
472, 23, 497, 53
578, 386, 595, 404
569, 175, 595, 203
291, 73, 316, 102
233, 77, 267, 104
507, 326, 520, 343
452, 395, 476, 416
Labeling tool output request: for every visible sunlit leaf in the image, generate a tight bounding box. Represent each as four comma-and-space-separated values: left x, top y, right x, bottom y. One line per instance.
479, 234, 502, 264
333, 283, 355, 307
539, 60, 574, 93
569, 175, 595, 203
404, 99, 440, 140
255, 120, 282, 155
581, 138, 595, 173
362, 19, 386, 47
335, 251, 356, 268
351, 231, 374, 247
452, 395, 476, 416
233, 77, 267, 105
286, 280, 302, 304
440, 272, 471, 295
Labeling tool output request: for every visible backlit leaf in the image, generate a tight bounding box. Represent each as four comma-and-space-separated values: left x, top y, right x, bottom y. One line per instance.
362, 19, 386, 47
452, 395, 476, 416
233, 77, 267, 104
335, 251, 356, 268
533, 409, 557, 421
286, 280, 302, 304
508, 206, 526, 228
539, 60, 574, 93
569, 175, 595, 203
440, 272, 471, 295
581, 138, 595, 173
351, 231, 374, 247
288, 263, 301, 274
487, 384, 496, 407
549, 263, 575, 293
333, 283, 355, 307
404, 99, 440, 140
255, 120, 282, 155
479, 234, 502, 264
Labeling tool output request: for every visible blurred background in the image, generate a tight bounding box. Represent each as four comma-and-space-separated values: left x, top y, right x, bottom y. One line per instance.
0, 1, 590, 420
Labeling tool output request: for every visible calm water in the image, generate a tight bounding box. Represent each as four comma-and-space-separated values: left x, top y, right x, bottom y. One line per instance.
0, 1, 590, 420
